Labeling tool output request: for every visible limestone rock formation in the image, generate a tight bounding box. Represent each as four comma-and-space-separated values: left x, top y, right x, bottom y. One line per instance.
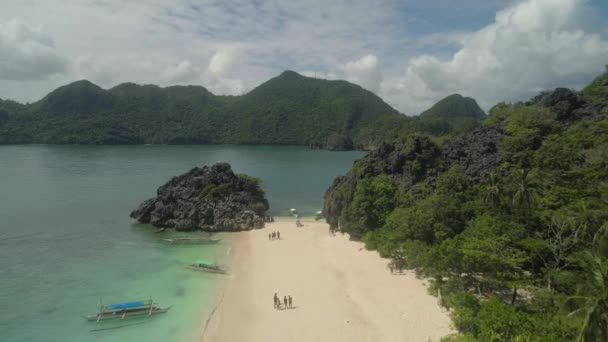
130, 162, 269, 231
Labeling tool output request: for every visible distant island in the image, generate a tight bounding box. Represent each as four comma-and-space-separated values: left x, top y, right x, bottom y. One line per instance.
0, 71, 484, 150
130, 162, 269, 231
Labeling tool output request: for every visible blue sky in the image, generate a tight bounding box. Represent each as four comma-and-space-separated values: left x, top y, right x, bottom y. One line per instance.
1, 0, 607, 114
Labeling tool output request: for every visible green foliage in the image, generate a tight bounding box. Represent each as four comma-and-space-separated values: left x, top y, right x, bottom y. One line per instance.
328, 68, 608, 340
200, 183, 233, 199
581, 65, 608, 103
447, 293, 481, 335
342, 174, 396, 238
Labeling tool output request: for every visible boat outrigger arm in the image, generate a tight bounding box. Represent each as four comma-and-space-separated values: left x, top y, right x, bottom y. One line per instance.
83, 299, 172, 322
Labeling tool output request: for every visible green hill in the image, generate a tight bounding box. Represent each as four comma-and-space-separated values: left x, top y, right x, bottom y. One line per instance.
0, 71, 483, 148
323, 68, 608, 340
417, 94, 485, 134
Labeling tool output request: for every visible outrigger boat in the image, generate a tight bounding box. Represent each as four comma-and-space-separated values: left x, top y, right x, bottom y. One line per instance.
185, 259, 227, 274
82, 300, 172, 322
162, 237, 221, 244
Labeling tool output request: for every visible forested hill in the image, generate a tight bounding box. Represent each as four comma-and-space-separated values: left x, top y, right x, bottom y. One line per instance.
323, 67, 608, 340
418, 94, 485, 134
0, 71, 484, 149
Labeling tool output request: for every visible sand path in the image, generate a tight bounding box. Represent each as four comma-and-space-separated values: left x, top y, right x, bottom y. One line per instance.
199, 218, 453, 342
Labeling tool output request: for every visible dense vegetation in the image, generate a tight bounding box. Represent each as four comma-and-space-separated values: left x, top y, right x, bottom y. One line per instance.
0, 71, 484, 149
324, 68, 608, 340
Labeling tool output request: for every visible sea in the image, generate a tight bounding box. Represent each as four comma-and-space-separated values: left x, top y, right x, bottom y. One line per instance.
0, 145, 362, 342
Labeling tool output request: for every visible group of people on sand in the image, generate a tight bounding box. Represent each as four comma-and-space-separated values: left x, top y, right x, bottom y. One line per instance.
273, 292, 293, 310
388, 261, 404, 274
268, 231, 281, 240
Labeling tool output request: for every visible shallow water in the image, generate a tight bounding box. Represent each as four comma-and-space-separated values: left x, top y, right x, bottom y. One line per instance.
0, 145, 361, 342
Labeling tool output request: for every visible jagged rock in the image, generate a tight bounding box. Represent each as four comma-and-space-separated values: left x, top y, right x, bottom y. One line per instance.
323, 127, 506, 229
532, 88, 584, 121
130, 163, 269, 231
533, 88, 581, 107
442, 125, 505, 181
323, 136, 444, 229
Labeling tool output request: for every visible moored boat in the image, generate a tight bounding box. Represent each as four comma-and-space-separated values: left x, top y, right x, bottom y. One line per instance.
185, 259, 227, 274
162, 237, 221, 244
82, 300, 171, 322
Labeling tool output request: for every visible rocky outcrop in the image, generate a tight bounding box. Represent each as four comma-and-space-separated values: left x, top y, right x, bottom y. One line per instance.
323, 136, 445, 229
323, 126, 506, 229
130, 162, 269, 231
442, 125, 505, 182
322, 85, 608, 230
532, 87, 608, 122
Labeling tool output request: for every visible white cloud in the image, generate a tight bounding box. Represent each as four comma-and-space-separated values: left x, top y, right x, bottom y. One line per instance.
340, 54, 383, 92
382, 0, 608, 114
0, 0, 607, 115
0, 19, 67, 80
160, 60, 197, 83
203, 47, 244, 95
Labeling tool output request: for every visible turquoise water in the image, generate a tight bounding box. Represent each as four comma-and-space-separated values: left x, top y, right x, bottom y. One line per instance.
0, 145, 361, 342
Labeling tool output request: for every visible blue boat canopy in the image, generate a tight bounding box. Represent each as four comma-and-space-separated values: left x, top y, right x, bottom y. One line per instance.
109, 301, 146, 310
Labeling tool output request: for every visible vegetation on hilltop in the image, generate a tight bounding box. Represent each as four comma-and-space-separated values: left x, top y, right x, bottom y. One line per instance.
323, 68, 608, 340
0, 71, 484, 149
418, 94, 485, 135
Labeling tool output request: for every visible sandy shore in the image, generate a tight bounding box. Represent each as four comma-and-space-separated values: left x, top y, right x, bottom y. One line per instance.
199, 218, 453, 342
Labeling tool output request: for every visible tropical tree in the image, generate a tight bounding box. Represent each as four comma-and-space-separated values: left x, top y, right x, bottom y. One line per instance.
511, 169, 538, 216
569, 252, 608, 341
483, 172, 502, 209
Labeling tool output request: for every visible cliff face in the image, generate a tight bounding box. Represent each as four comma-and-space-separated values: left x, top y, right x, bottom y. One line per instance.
323, 86, 608, 231
322, 126, 503, 229
130, 163, 269, 231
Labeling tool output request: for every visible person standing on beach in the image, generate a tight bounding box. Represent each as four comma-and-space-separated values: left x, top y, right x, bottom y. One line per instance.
277, 231, 281, 240
272, 231, 276, 240
288, 295, 292, 308
274, 293, 279, 309
283, 296, 288, 309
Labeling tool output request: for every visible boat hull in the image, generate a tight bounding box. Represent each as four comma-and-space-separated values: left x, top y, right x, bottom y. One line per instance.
83, 306, 171, 321
163, 238, 221, 244
185, 265, 227, 274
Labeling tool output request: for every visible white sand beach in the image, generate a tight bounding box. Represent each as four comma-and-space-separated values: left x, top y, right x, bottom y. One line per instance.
199, 218, 453, 342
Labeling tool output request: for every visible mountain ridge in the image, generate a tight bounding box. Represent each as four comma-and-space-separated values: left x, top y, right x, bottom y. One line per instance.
0, 71, 485, 148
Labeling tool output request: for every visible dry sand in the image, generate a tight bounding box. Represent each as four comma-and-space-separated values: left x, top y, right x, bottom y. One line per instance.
199, 218, 453, 342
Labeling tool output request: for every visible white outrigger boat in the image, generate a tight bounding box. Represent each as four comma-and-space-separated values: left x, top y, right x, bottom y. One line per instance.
82, 299, 171, 322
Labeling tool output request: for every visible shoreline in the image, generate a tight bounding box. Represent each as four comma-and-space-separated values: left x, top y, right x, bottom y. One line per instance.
198, 218, 453, 341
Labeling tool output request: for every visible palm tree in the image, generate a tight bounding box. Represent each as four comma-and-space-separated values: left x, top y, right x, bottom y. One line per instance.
569, 252, 608, 341
483, 172, 502, 208
512, 169, 537, 215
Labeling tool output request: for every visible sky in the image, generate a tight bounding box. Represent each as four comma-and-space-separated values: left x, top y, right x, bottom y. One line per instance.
1, 0, 608, 114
